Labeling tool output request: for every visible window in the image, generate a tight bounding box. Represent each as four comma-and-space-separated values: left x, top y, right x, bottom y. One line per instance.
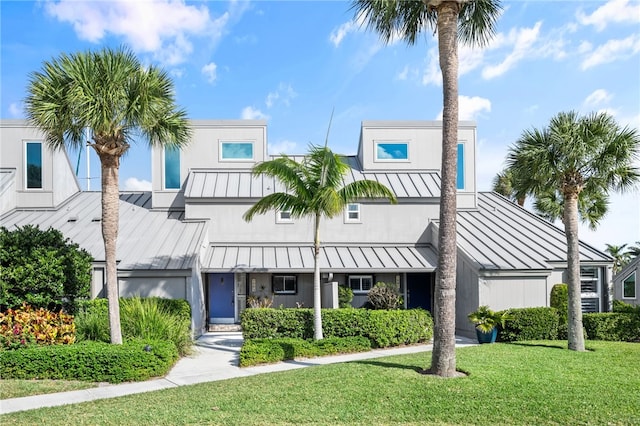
623, 272, 636, 299
277, 210, 292, 223
457, 142, 464, 190
220, 141, 254, 161
349, 275, 373, 293
273, 275, 297, 294
375, 142, 409, 161
345, 203, 360, 222
25, 141, 42, 189
164, 146, 181, 189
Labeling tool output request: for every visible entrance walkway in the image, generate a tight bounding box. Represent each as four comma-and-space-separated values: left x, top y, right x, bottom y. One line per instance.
1, 333, 476, 414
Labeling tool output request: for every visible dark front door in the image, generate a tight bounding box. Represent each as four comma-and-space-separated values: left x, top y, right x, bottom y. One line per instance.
406, 273, 432, 311
209, 273, 235, 320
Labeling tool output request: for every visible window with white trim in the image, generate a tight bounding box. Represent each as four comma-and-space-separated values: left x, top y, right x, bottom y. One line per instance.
276, 210, 292, 223
273, 275, 297, 294
345, 203, 360, 222
375, 142, 409, 161
349, 275, 373, 293
220, 141, 254, 161
25, 141, 43, 189
623, 272, 636, 299
164, 146, 181, 189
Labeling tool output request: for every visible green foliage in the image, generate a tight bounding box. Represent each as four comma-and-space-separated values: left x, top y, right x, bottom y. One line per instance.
241, 308, 432, 348
583, 312, 640, 342
239, 336, 371, 367
467, 305, 513, 333
612, 299, 639, 313
0, 339, 177, 383
0, 305, 76, 350
498, 307, 559, 342
366, 282, 403, 310
338, 286, 354, 308
550, 283, 568, 339
0, 225, 92, 313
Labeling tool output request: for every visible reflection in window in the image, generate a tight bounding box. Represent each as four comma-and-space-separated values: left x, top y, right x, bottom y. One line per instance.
273, 275, 297, 294
457, 143, 464, 190
164, 146, 181, 189
375, 142, 408, 161
26, 142, 42, 189
277, 210, 292, 223
349, 275, 373, 293
346, 203, 360, 222
623, 272, 636, 299
221, 142, 253, 160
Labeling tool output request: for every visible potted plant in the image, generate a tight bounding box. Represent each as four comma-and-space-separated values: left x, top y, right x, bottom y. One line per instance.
468, 305, 512, 344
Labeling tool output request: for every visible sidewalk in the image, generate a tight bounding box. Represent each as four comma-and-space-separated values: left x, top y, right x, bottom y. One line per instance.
1, 333, 476, 415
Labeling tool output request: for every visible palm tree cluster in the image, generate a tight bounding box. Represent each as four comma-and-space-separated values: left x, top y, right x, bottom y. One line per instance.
605, 242, 640, 274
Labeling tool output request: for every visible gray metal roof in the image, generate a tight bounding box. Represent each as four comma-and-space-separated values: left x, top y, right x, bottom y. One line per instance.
456, 192, 612, 271
0, 168, 15, 192
184, 156, 440, 199
0, 192, 208, 271
202, 244, 438, 273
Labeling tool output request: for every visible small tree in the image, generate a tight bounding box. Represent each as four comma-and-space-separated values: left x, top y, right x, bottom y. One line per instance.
0, 225, 92, 312
367, 282, 403, 310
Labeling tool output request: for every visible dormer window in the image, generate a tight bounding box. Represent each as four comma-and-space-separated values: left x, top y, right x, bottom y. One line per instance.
220, 141, 254, 161
375, 142, 409, 161
25, 141, 42, 189
164, 146, 181, 190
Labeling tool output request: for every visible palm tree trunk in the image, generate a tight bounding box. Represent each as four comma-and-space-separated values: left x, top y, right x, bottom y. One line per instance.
313, 213, 323, 340
430, 1, 459, 377
100, 153, 123, 345
564, 192, 585, 351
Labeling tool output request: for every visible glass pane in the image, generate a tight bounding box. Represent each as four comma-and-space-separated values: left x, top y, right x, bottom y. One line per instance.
221, 142, 253, 160
362, 277, 372, 291
26, 142, 42, 189
164, 147, 180, 189
623, 273, 636, 298
279, 211, 291, 220
376, 143, 408, 160
457, 143, 464, 190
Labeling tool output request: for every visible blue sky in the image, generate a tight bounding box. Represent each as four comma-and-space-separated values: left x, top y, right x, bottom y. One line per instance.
1, 0, 639, 251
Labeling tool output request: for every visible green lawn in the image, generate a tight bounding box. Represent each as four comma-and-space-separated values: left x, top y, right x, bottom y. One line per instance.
2, 341, 639, 425
0, 379, 98, 400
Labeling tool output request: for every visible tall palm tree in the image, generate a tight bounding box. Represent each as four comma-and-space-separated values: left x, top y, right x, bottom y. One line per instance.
605, 244, 630, 274
506, 111, 640, 351
352, 0, 502, 377
243, 145, 397, 340
492, 168, 525, 206
25, 47, 191, 344
627, 241, 640, 258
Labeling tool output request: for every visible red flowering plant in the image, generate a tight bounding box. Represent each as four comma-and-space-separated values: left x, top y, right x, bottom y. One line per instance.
0, 304, 76, 350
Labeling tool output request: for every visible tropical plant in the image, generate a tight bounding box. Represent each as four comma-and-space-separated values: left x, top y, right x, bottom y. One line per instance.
352, 0, 502, 376
243, 144, 397, 340
366, 282, 403, 310
338, 286, 354, 308
626, 241, 640, 258
605, 244, 631, 274
506, 111, 640, 351
467, 305, 512, 333
24, 47, 191, 344
492, 168, 525, 206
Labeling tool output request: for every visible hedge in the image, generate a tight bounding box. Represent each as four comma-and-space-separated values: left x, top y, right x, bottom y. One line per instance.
241, 308, 433, 348
0, 339, 178, 383
583, 312, 640, 342
239, 336, 372, 367
77, 297, 191, 324
498, 307, 559, 342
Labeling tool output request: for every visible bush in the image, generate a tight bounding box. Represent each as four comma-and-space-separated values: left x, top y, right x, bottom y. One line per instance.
338, 286, 354, 308
241, 308, 433, 348
550, 283, 568, 339
0, 305, 76, 350
239, 336, 371, 367
366, 282, 403, 310
498, 307, 559, 342
583, 312, 640, 342
0, 339, 178, 383
612, 300, 639, 313
0, 225, 92, 313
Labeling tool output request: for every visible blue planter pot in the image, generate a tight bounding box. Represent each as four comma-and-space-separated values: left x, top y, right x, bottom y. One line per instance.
476, 327, 498, 344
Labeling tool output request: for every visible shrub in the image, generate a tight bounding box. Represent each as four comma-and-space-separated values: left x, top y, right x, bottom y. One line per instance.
0, 225, 92, 313
366, 282, 403, 310
0, 339, 178, 383
612, 300, 639, 313
0, 305, 75, 350
583, 312, 640, 342
498, 307, 559, 342
338, 286, 354, 308
241, 308, 312, 339
239, 336, 371, 367
550, 283, 568, 339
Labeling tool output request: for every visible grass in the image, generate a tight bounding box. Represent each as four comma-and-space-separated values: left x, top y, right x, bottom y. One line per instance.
1, 341, 639, 425
0, 379, 98, 400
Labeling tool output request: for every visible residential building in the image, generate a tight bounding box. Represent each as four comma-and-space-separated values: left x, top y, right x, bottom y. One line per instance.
613, 256, 639, 307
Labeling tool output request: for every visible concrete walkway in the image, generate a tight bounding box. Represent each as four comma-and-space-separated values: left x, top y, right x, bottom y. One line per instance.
1, 333, 476, 415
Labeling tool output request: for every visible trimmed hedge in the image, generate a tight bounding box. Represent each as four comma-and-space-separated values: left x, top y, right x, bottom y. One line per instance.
0, 339, 178, 383
239, 336, 371, 367
241, 308, 433, 348
583, 312, 640, 342
498, 307, 559, 342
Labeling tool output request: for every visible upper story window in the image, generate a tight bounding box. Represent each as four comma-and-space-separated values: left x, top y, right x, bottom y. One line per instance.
623, 272, 636, 299
164, 146, 181, 190
220, 141, 254, 161
349, 275, 373, 294
25, 141, 43, 189
273, 275, 297, 294
375, 142, 409, 161
276, 210, 292, 223
345, 203, 360, 222
457, 142, 465, 190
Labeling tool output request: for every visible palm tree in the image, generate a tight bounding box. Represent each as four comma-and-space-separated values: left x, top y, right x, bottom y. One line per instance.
604, 244, 630, 274
25, 47, 191, 344
492, 168, 525, 206
506, 111, 640, 351
243, 145, 397, 340
352, 0, 502, 377
627, 241, 640, 258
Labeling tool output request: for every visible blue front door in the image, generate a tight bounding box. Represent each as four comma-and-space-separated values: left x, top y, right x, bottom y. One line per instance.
209, 273, 235, 320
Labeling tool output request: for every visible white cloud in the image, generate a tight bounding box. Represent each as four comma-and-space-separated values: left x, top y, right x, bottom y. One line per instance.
8, 102, 23, 118
124, 177, 152, 191
421, 44, 485, 87
583, 89, 613, 108
268, 140, 298, 156
329, 20, 358, 47
44, 0, 230, 65
577, 41, 593, 54
241, 106, 269, 120
581, 33, 640, 70
201, 62, 217, 83
436, 95, 491, 121
482, 22, 543, 79
265, 83, 297, 108
576, 0, 640, 32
